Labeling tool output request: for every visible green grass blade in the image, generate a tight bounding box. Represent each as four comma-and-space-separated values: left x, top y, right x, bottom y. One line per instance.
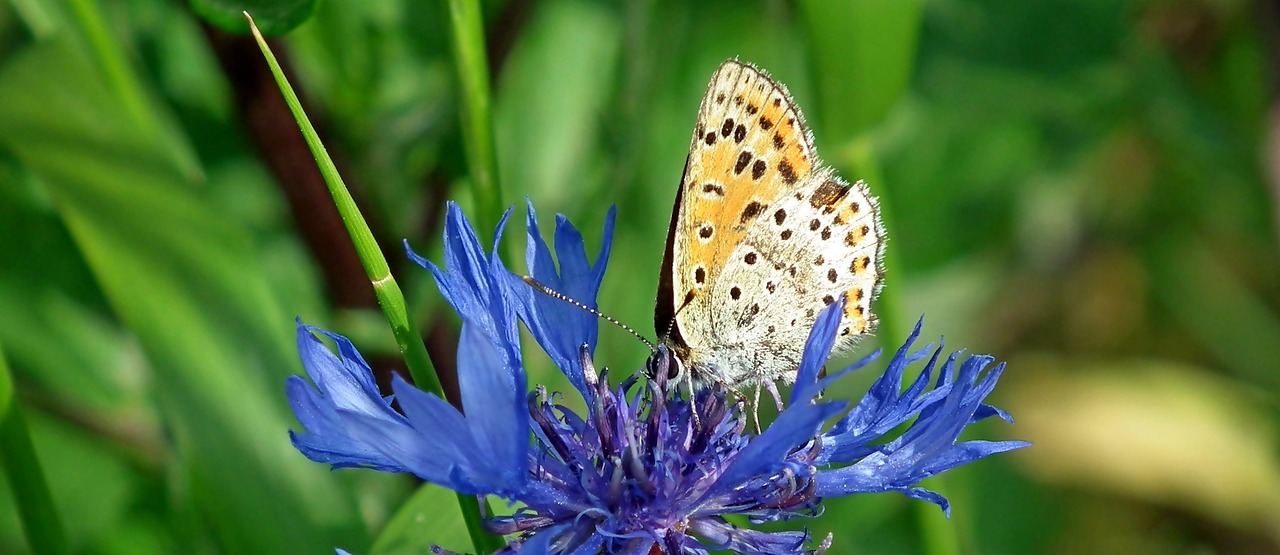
0, 343, 69, 555
245, 13, 502, 553
446, 0, 503, 236
243, 12, 442, 404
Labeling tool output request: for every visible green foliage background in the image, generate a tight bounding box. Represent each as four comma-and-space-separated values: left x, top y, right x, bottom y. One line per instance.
1, 0, 1278, 553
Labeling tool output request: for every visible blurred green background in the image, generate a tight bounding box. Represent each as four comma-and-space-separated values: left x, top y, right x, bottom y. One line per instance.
1, 0, 1278, 553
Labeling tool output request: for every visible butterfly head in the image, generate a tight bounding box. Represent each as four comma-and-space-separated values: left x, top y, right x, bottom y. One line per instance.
644, 344, 686, 387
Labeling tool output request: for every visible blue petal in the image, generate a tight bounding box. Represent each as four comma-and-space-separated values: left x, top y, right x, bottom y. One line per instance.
814, 348, 1030, 503
713, 403, 844, 499
504, 200, 617, 397
688, 518, 812, 554
816, 320, 951, 465
901, 487, 952, 516
378, 325, 529, 495
287, 321, 415, 472
287, 320, 529, 496
455, 322, 529, 494
790, 298, 871, 405
405, 202, 522, 369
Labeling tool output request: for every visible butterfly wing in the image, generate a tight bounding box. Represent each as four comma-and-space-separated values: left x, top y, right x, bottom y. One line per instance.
660, 57, 880, 386
712, 171, 884, 384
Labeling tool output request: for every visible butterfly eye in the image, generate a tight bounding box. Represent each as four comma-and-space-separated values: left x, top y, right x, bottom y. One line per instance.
643, 353, 662, 380
666, 357, 684, 381
645, 349, 684, 384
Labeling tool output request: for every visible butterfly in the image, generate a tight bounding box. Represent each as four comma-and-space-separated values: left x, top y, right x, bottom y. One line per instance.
652, 59, 885, 402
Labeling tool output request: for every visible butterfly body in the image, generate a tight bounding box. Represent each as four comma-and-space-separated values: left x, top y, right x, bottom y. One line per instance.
655, 60, 885, 390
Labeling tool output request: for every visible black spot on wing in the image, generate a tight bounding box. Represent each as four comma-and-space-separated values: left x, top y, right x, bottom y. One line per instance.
809, 180, 848, 209
734, 151, 752, 175
740, 201, 765, 224
778, 160, 798, 184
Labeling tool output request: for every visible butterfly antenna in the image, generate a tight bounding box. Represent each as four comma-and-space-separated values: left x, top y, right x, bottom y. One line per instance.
522, 276, 657, 352
659, 290, 696, 341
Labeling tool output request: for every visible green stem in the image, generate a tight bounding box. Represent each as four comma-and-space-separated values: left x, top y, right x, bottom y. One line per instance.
244, 14, 502, 554
243, 16, 443, 401
0, 344, 69, 555
445, 0, 502, 237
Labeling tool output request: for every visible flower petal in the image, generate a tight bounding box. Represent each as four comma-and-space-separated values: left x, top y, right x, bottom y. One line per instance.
287, 321, 415, 472
456, 323, 529, 494
815, 349, 1030, 504
817, 320, 951, 465
688, 518, 811, 554
405, 202, 521, 368
790, 298, 873, 405
505, 200, 617, 397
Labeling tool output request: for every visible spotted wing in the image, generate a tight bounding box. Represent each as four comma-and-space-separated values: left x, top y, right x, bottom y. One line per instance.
710, 172, 885, 384
656, 60, 818, 374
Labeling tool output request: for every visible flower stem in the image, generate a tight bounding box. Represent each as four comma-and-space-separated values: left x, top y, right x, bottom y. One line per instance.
0, 343, 68, 555
244, 14, 502, 554
445, 0, 503, 237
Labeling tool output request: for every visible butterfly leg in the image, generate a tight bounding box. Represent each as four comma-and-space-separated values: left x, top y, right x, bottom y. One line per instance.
751, 382, 763, 434
764, 379, 785, 412
685, 370, 701, 429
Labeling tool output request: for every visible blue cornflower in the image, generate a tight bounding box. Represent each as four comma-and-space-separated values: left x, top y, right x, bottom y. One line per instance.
286, 202, 1029, 554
